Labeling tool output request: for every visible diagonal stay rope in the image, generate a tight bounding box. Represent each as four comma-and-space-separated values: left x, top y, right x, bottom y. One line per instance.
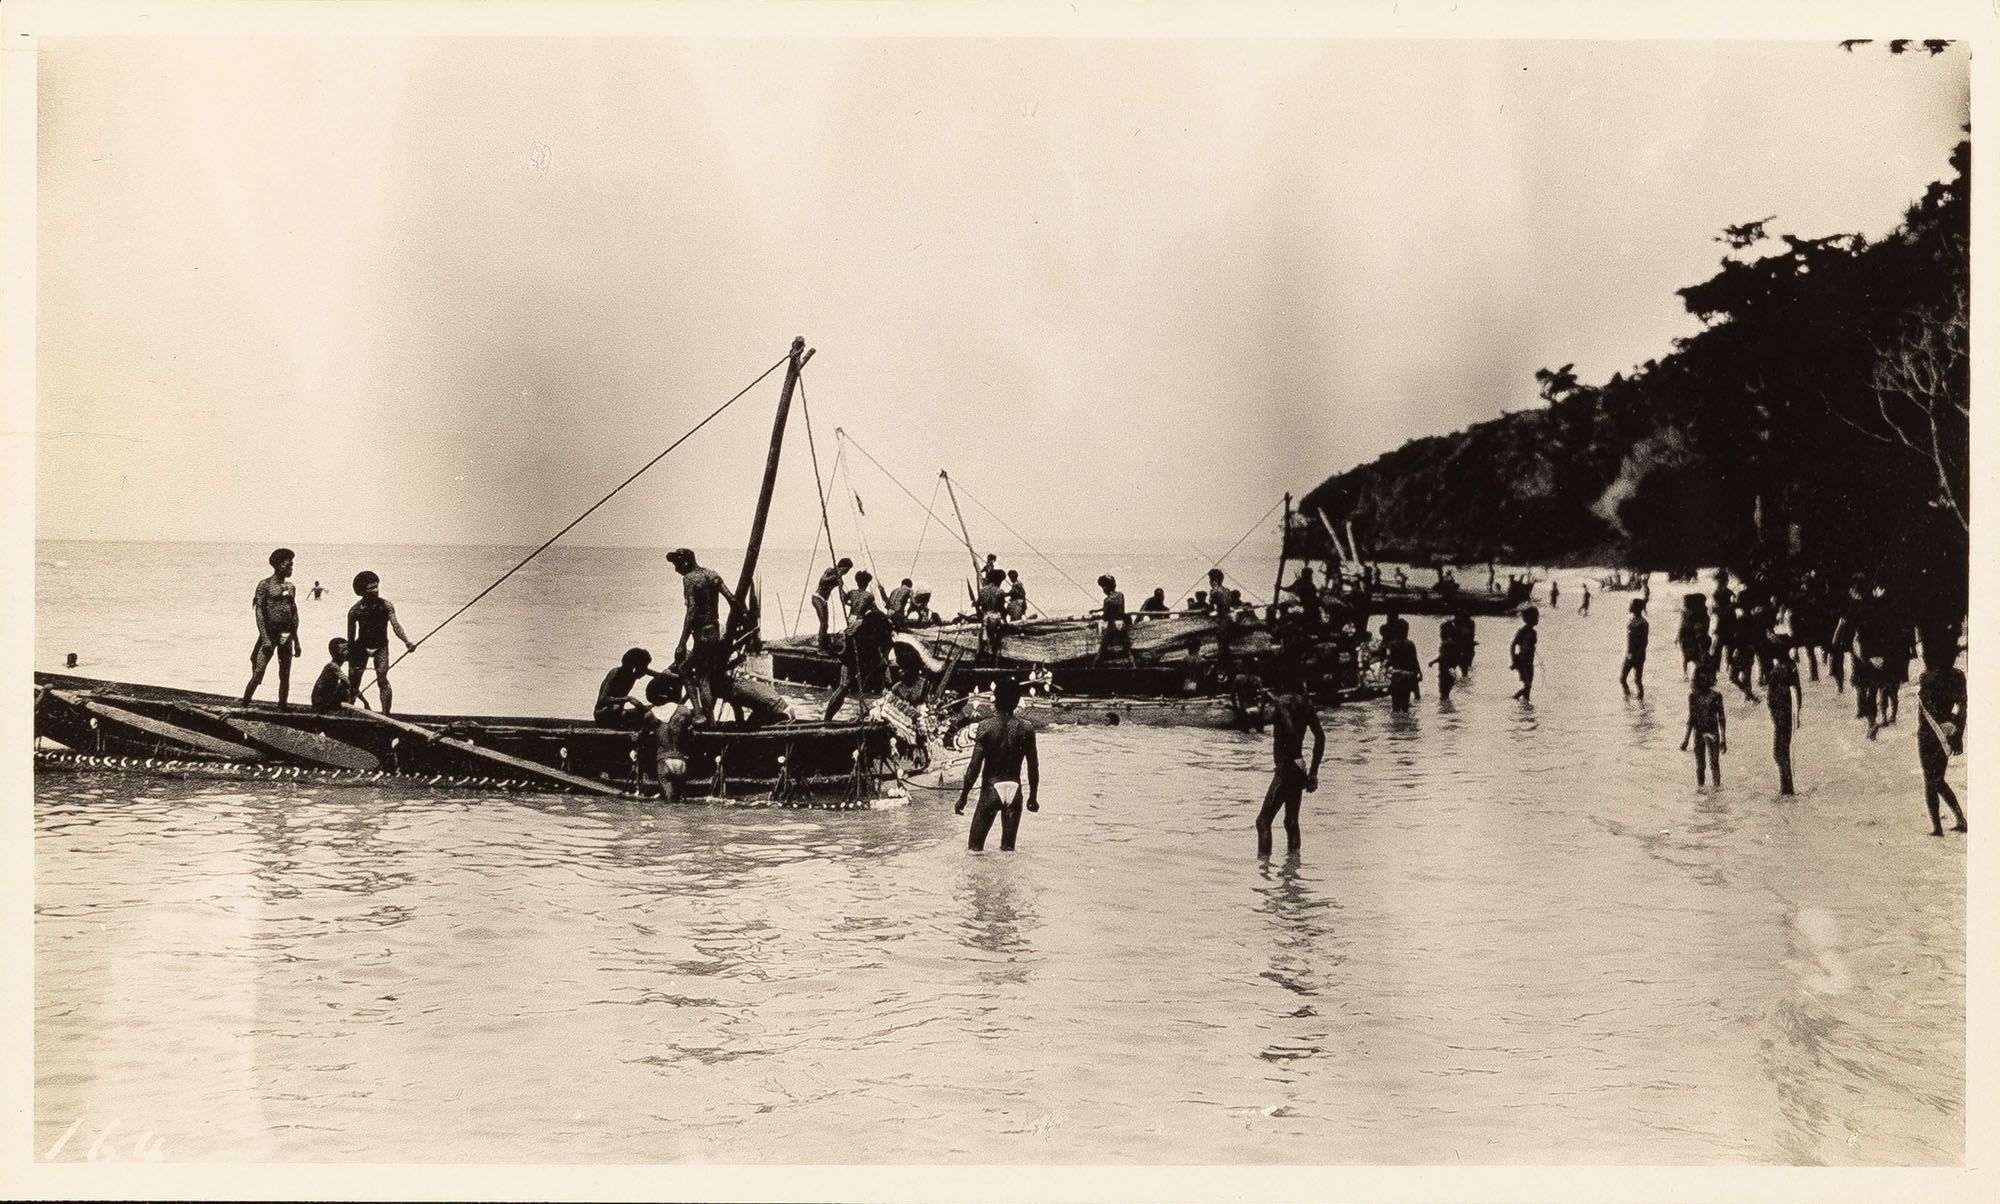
790, 375, 847, 636
1175, 495, 1287, 607
944, 474, 1098, 607
908, 472, 943, 582
836, 431, 978, 565
356, 350, 792, 702
838, 445, 884, 590
797, 376, 842, 578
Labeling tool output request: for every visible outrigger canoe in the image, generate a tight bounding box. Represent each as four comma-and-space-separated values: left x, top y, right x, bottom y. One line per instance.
33, 672, 911, 807
32, 339, 928, 809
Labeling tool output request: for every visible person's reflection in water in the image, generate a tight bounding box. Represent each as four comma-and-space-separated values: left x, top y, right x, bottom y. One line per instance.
955, 860, 1040, 990
1254, 856, 1337, 1000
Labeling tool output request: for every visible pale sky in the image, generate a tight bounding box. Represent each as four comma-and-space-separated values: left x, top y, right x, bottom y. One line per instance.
33, 36, 1969, 550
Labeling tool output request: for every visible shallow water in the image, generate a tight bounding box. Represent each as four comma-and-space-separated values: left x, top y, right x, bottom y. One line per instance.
34, 543, 1966, 1163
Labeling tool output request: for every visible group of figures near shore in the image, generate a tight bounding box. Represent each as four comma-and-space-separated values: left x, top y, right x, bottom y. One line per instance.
223, 540, 1970, 849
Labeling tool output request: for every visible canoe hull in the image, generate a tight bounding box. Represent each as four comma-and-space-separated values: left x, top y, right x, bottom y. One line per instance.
33, 672, 908, 807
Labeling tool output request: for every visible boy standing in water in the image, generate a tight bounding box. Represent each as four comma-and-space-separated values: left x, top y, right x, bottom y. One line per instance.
1579, 584, 1591, 615
1915, 635, 1968, 836
1448, 610, 1477, 677
1384, 619, 1422, 711
244, 547, 302, 707
1257, 664, 1324, 859
1431, 617, 1458, 701
1509, 605, 1540, 701
1620, 597, 1649, 700
1681, 664, 1727, 790
1766, 637, 1802, 795
956, 677, 1040, 852
346, 571, 417, 714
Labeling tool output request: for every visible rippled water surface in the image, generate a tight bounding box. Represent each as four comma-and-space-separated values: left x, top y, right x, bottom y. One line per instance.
34, 542, 1967, 1163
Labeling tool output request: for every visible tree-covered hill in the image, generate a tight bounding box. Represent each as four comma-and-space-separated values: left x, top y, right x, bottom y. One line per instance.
1299, 135, 1968, 625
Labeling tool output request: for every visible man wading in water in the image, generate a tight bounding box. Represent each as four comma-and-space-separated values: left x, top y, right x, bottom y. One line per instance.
1257, 664, 1324, 859
956, 676, 1040, 852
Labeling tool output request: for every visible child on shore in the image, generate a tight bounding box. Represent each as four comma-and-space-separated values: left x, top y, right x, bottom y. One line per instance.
1681, 664, 1727, 790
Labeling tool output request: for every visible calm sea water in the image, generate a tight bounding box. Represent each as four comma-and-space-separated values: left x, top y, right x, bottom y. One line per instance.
33, 541, 1966, 1164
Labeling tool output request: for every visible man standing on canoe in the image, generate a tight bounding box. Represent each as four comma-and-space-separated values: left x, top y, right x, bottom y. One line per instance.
812, 557, 853, 652
667, 547, 740, 720
1006, 569, 1029, 621
976, 568, 1010, 661
886, 577, 915, 627
1207, 567, 1236, 674
346, 570, 418, 714
1095, 574, 1135, 666
956, 676, 1040, 852
244, 547, 302, 707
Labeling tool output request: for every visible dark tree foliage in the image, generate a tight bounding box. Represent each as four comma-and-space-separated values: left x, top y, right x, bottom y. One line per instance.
1300, 136, 1969, 626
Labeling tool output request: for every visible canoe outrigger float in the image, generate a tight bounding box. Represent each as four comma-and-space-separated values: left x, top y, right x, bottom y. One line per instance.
33, 338, 923, 808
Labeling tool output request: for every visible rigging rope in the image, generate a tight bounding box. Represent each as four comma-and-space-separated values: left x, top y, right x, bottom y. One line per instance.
797, 375, 842, 579
1189, 541, 1267, 605
356, 350, 791, 701
908, 472, 944, 582
1174, 495, 1287, 607
838, 445, 884, 590
836, 431, 978, 564
790, 374, 845, 638
945, 474, 1098, 607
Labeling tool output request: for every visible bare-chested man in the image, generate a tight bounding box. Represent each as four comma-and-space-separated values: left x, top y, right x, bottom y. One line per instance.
667, 547, 739, 719
1257, 665, 1324, 859
955, 677, 1041, 852
244, 547, 302, 707
812, 557, 854, 652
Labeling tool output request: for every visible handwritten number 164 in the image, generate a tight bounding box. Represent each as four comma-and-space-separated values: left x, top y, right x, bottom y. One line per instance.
43, 1117, 166, 1162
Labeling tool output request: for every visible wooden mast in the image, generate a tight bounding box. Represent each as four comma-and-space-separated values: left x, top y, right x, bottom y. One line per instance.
940, 470, 982, 603
729, 336, 812, 650
1271, 493, 1291, 620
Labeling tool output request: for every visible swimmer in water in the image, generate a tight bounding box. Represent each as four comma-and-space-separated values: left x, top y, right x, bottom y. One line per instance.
309, 580, 325, 600
244, 547, 302, 707
955, 676, 1040, 852
1257, 663, 1323, 859
646, 671, 697, 802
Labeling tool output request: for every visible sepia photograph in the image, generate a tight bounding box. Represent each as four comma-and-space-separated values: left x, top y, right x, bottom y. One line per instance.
4, 1, 1990, 1199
